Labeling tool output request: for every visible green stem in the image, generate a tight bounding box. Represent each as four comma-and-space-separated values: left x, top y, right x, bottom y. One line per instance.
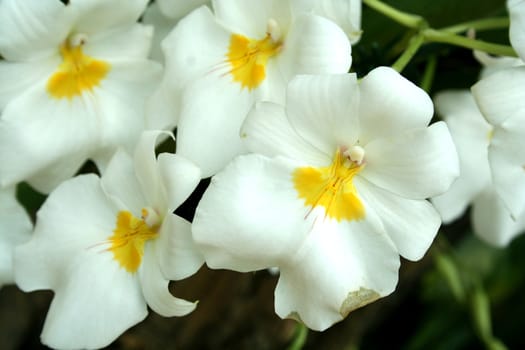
423, 29, 517, 57
363, 0, 426, 29
392, 32, 425, 73
420, 55, 437, 93
440, 17, 510, 34
435, 253, 466, 304
471, 286, 509, 350
287, 323, 308, 350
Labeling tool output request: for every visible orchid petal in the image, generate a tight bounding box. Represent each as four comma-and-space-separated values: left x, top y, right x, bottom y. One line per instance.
140, 243, 197, 317
363, 122, 459, 199
242, 101, 328, 166
0, 0, 71, 61
193, 155, 313, 271
275, 216, 398, 331
356, 177, 440, 261
431, 90, 492, 222
471, 66, 525, 126
157, 215, 204, 281
472, 188, 525, 247
285, 74, 359, 158
359, 67, 434, 144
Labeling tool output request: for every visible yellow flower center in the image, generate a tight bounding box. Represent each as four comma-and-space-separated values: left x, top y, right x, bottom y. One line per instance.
46, 34, 110, 99
108, 209, 160, 273
226, 20, 283, 90
293, 148, 365, 222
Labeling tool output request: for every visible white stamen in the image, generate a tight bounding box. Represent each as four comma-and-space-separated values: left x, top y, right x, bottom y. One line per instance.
267, 18, 281, 42
69, 33, 88, 47
141, 207, 161, 227
344, 145, 365, 165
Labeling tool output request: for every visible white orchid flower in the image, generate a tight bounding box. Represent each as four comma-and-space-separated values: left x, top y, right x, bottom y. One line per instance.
148, 0, 357, 177
14, 131, 204, 349
192, 69, 459, 331
0, 0, 161, 193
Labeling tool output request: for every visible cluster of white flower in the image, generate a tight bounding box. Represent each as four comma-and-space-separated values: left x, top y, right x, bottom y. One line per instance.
0, 0, 522, 349
433, 0, 525, 247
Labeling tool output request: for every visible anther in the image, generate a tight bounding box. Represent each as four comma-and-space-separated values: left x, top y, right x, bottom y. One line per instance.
344, 145, 365, 165
141, 207, 161, 228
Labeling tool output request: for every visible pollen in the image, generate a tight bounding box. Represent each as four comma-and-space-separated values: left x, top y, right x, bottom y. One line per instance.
226, 19, 283, 90
108, 210, 160, 273
46, 34, 110, 99
293, 148, 365, 222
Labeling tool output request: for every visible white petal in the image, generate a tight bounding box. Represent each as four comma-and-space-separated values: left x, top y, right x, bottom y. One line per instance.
472, 188, 525, 247
488, 112, 525, 218
101, 59, 162, 111
157, 153, 201, 211
362, 122, 460, 199
0, 83, 98, 191
84, 23, 154, 60
285, 74, 360, 158
14, 175, 117, 292
41, 255, 147, 350
274, 216, 399, 331
242, 101, 329, 166
212, 0, 289, 38
0, 58, 57, 109
278, 14, 352, 78
476, 52, 524, 79
146, 77, 180, 131
96, 59, 162, 151
356, 178, 440, 261
193, 155, 314, 271
509, 0, 525, 60
0, 187, 32, 287
176, 75, 253, 177
146, 5, 231, 131
358, 66, 434, 144
471, 66, 525, 126
132, 130, 171, 207
71, 0, 148, 35
431, 90, 492, 223
157, 215, 204, 280
162, 5, 231, 87
158, 0, 210, 19
140, 243, 197, 317
291, 0, 362, 43
101, 149, 145, 215
0, 0, 72, 61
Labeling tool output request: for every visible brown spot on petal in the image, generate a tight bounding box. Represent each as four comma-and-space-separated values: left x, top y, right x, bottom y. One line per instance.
340, 287, 381, 317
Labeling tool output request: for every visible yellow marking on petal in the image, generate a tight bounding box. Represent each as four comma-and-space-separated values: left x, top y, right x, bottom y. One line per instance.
226, 33, 282, 90
293, 149, 365, 222
47, 41, 110, 99
109, 210, 159, 273
487, 127, 494, 142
